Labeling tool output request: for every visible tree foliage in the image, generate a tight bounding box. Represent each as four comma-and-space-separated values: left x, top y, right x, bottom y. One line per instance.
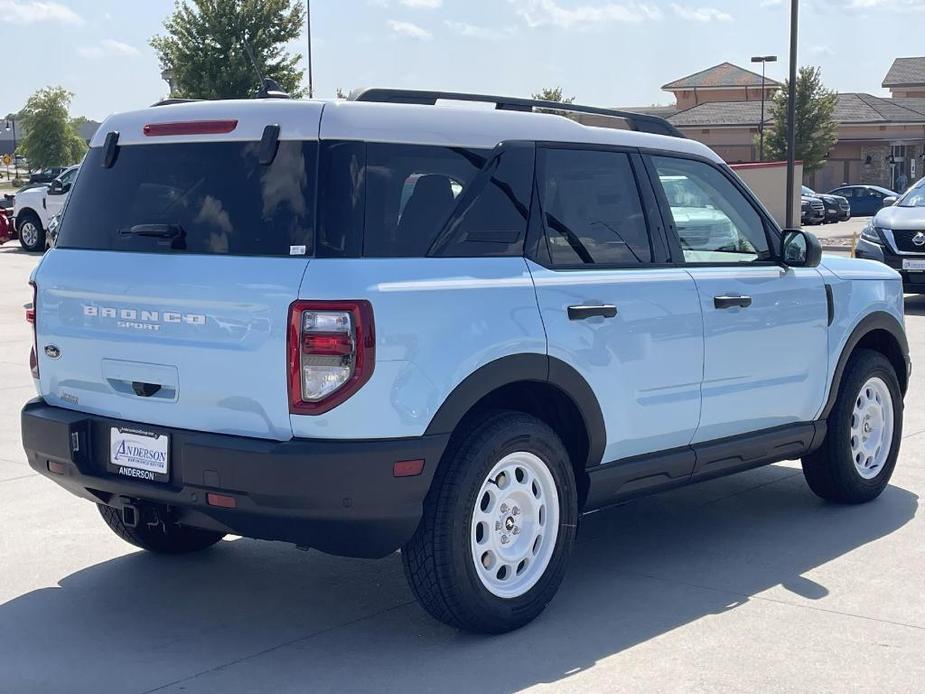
151, 0, 306, 99
762, 66, 839, 173
532, 86, 574, 104
18, 87, 87, 170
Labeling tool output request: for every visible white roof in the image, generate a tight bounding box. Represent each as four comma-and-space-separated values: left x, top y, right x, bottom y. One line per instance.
91, 97, 722, 162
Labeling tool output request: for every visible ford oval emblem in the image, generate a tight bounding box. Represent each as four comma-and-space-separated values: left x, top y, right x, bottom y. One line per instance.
44, 345, 61, 359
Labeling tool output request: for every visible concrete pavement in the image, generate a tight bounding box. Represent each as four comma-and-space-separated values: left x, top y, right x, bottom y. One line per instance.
1, 245, 924, 693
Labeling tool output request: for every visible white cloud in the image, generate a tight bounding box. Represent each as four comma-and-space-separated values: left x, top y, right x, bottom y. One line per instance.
445, 20, 517, 40
78, 39, 140, 59
670, 4, 733, 21
508, 0, 663, 29
386, 19, 433, 40
0, 0, 82, 25
401, 0, 442, 7
810, 45, 834, 56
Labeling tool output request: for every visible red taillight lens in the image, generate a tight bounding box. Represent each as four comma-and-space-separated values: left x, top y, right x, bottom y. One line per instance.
288, 300, 375, 415
27, 281, 38, 379
301, 332, 354, 357
143, 120, 238, 137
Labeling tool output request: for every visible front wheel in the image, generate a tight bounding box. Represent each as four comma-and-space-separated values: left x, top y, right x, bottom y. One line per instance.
802, 349, 903, 503
402, 411, 578, 633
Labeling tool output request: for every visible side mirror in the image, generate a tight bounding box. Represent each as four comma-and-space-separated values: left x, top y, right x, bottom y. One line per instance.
883, 195, 897, 206
48, 180, 63, 194
782, 229, 822, 268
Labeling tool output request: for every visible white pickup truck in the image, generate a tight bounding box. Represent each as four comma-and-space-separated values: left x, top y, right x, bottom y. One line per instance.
12, 165, 78, 251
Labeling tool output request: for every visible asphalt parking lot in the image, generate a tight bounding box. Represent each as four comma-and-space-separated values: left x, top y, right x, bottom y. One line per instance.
2, 239, 924, 693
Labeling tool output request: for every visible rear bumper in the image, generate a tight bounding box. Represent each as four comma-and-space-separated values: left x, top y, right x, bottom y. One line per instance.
21, 399, 449, 558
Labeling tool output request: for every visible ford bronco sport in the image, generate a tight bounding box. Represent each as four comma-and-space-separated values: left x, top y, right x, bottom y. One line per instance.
21, 90, 910, 634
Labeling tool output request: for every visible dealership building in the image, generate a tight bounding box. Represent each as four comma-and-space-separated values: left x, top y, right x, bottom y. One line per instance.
615, 58, 925, 193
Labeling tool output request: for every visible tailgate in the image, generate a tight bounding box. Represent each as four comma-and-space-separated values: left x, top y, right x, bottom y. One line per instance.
34, 250, 306, 440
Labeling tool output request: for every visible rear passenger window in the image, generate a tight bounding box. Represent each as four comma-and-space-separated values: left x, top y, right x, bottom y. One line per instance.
650, 156, 771, 263
538, 148, 652, 266
361, 143, 530, 257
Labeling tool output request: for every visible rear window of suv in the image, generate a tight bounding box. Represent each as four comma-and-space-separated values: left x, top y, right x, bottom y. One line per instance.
57, 141, 317, 256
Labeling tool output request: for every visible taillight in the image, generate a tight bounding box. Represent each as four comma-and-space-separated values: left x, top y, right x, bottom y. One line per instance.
288, 300, 375, 414
143, 120, 238, 136
27, 281, 38, 379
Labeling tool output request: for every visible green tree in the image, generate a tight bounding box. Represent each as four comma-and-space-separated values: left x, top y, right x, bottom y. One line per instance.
18, 87, 87, 170
532, 86, 574, 116
761, 66, 838, 172
151, 0, 306, 100
532, 86, 574, 105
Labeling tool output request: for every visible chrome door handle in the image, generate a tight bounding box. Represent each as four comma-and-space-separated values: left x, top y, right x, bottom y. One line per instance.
568, 304, 618, 320
713, 295, 752, 309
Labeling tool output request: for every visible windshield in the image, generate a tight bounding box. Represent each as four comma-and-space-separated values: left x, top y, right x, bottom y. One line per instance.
57, 141, 317, 256
898, 187, 925, 207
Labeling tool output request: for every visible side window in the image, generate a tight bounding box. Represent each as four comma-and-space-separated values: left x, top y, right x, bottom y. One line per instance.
538, 147, 652, 266
651, 155, 770, 263
364, 144, 487, 257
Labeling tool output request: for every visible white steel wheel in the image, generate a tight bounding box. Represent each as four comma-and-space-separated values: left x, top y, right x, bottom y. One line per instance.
470, 451, 560, 599
850, 376, 894, 480
20, 219, 39, 248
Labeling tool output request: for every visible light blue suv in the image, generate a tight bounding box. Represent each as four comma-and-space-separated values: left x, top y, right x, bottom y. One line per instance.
21, 90, 910, 633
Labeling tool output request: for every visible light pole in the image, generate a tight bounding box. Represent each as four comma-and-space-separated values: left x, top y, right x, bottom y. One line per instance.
306, 0, 313, 98
4, 118, 17, 180
751, 55, 777, 162
784, 0, 799, 229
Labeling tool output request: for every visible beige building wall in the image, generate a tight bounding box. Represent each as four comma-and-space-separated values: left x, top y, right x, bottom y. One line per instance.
730, 161, 804, 228
674, 87, 776, 109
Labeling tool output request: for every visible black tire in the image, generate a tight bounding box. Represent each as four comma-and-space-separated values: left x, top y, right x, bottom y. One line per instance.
802, 349, 903, 504
17, 211, 45, 252
97, 504, 225, 554
402, 411, 578, 634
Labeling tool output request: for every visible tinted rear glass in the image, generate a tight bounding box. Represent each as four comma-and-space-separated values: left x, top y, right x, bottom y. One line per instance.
57, 142, 317, 256
318, 142, 533, 258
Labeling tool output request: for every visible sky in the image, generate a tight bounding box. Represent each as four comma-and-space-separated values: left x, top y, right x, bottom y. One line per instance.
2, 0, 924, 123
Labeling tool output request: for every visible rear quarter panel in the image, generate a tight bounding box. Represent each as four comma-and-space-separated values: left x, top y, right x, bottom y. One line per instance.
291, 257, 546, 439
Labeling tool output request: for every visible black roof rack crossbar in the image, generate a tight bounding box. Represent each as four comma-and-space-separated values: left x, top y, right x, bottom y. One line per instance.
350, 88, 685, 139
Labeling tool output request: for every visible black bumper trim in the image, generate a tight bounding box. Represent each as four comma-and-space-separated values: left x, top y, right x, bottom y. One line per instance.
21, 399, 449, 558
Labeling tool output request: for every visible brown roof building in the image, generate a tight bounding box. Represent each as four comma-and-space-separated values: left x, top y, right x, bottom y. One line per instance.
614, 59, 925, 192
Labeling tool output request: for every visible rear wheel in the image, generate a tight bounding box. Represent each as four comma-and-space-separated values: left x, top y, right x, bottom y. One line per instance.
402, 411, 577, 633
17, 211, 44, 252
97, 504, 225, 554
802, 349, 903, 503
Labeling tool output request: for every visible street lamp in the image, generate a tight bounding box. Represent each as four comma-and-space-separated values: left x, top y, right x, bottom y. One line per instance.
784, 0, 799, 228
306, 0, 314, 98
751, 55, 777, 162
4, 118, 17, 179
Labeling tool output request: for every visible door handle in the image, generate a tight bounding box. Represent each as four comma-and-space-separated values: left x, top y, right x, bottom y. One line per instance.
568, 304, 618, 320
713, 295, 752, 309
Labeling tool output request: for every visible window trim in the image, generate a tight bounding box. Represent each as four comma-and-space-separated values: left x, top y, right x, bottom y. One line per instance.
640, 148, 783, 267
528, 141, 674, 271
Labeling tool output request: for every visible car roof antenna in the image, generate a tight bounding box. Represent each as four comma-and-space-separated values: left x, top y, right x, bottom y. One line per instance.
241, 38, 289, 99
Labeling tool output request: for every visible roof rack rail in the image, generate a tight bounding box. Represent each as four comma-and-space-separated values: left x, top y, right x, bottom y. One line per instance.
350, 88, 685, 139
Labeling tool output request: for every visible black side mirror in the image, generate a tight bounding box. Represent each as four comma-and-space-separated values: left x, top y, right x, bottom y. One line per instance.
782, 229, 821, 268
49, 180, 63, 194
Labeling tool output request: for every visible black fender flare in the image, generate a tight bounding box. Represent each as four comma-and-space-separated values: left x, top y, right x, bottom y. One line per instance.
820, 311, 909, 420
423, 354, 606, 469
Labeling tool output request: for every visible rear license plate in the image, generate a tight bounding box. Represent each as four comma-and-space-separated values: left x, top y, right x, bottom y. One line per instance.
108, 427, 169, 483
903, 259, 925, 271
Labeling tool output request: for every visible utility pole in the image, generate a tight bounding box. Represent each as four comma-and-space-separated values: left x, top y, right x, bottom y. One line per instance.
306, 0, 314, 98
751, 55, 777, 162
784, 0, 799, 228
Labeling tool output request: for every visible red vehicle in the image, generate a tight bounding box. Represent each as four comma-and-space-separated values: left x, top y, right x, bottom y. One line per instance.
0, 207, 13, 245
